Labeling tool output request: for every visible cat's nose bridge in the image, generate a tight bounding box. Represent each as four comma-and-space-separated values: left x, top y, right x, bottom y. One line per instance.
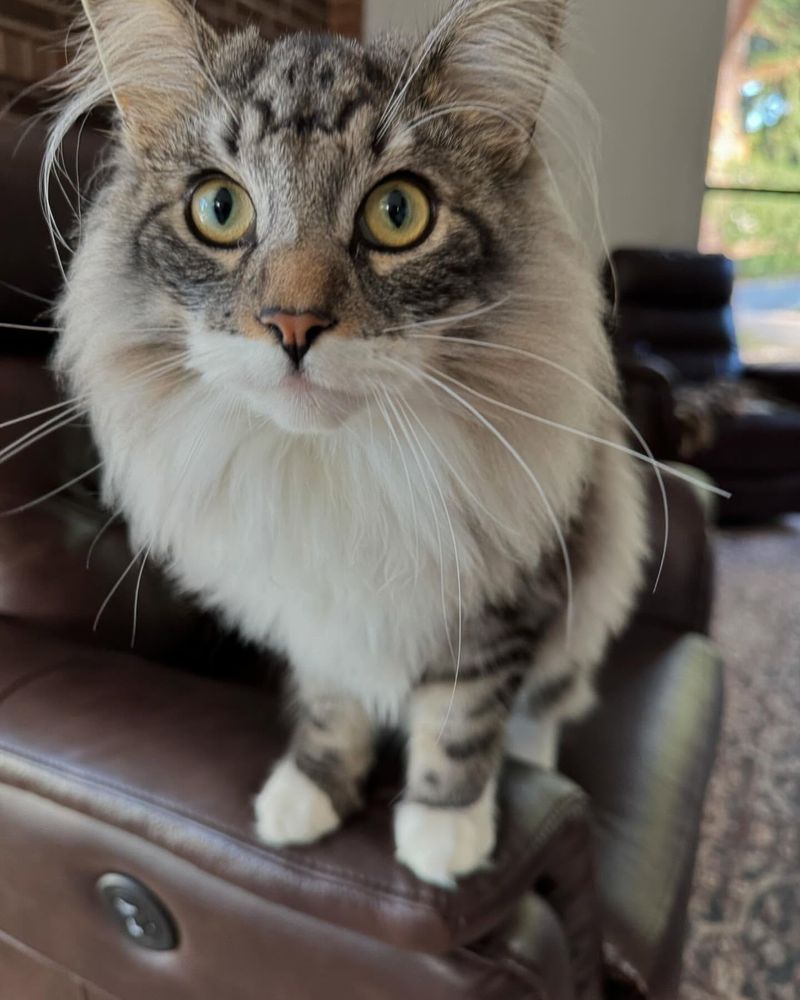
260, 244, 346, 317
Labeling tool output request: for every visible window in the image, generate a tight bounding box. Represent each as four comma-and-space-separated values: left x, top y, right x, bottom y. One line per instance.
699, 0, 800, 364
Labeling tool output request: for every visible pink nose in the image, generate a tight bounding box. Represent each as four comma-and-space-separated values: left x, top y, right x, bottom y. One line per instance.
257, 308, 335, 366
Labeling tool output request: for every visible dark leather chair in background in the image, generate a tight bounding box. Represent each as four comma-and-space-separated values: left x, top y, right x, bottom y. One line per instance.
610, 248, 800, 522
0, 115, 723, 1000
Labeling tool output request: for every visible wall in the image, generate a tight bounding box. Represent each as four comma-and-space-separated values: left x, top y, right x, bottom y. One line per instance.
364, 0, 729, 253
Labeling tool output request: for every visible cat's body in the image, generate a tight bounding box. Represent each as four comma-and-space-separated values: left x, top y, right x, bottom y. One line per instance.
51, 0, 647, 885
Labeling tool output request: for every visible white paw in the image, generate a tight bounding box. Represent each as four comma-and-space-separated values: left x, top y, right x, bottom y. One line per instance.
394, 782, 497, 887
254, 758, 340, 847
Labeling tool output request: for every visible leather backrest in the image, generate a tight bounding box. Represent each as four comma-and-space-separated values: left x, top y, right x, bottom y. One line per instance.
608, 249, 742, 383
0, 115, 106, 353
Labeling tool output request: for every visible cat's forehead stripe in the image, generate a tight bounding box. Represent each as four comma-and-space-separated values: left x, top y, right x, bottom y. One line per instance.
220, 34, 388, 151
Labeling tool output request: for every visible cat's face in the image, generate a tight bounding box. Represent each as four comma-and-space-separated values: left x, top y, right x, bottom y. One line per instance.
57, 0, 569, 434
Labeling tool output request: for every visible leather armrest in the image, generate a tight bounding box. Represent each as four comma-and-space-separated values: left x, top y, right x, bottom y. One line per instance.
0, 619, 600, 994
633, 473, 714, 636
618, 356, 682, 461
743, 364, 800, 406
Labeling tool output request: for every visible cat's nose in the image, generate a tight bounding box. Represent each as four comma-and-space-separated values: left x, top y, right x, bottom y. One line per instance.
256, 308, 336, 367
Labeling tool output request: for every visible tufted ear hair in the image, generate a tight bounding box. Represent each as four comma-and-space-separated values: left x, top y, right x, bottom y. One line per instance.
73, 0, 217, 146
382, 0, 568, 169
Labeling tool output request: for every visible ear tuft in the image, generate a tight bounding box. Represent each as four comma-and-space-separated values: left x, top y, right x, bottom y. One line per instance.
74, 0, 217, 146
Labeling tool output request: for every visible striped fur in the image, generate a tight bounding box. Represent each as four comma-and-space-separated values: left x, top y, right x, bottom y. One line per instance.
50, 1, 648, 885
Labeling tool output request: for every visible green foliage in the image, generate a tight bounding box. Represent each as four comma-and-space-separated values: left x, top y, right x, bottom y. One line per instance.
704, 190, 800, 279
750, 0, 800, 55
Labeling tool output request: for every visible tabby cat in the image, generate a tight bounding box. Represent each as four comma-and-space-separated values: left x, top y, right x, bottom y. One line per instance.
49, 0, 647, 886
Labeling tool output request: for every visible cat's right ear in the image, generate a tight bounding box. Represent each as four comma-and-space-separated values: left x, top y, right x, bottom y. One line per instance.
77, 0, 217, 147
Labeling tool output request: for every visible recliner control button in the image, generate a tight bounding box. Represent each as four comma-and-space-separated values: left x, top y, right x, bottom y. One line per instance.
96, 873, 179, 951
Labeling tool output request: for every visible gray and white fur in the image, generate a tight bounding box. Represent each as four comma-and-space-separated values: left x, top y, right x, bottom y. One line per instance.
48, 0, 648, 886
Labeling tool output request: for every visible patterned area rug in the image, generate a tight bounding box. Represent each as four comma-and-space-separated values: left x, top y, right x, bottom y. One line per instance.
680, 517, 800, 1000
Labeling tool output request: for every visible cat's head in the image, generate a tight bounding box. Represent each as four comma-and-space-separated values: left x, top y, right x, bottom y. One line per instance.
53, 0, 587, 436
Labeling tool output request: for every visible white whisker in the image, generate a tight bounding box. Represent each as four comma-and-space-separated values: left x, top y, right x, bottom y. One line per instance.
396, 387, 520, 539
0, 397, 81, 430
130, 545, 151, 648
0, 281, 53, 306
1, 461, 103, 517
86, 510, 121, 569
389, 356, 574, 641
392, 394, 463, 739
94, 543, 147, 634
372, 389, 421, 581
409, 333, 730, 589
381, 296, 513, 336
381, 388, 456, 664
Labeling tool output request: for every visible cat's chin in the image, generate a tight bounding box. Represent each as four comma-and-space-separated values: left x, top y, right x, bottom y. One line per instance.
243, 377, 364, 435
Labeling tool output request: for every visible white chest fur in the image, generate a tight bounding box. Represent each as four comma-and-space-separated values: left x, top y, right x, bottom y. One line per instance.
96, 386, 534, 718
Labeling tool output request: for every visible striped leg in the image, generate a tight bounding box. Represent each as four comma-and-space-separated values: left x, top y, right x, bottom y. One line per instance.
394, 651, 529, 887
254, 693, 374, 847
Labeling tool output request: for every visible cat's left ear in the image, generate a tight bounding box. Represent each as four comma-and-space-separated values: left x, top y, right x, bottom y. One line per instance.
78, 0, 217, 147
401, 0, 568, 169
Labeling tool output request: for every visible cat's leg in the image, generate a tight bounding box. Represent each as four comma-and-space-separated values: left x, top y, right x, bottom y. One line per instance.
255, 693, 374, 847
505, 670, 595, 769
394, 665, 525, 887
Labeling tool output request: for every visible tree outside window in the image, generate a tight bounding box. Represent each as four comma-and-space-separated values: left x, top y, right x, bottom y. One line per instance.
700, 0, 800, 364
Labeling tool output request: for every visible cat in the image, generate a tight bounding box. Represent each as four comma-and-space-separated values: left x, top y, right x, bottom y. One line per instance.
47, 0, 647, 887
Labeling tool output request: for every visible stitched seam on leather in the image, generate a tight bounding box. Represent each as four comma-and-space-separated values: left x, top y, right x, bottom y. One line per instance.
0, 743, 452, 916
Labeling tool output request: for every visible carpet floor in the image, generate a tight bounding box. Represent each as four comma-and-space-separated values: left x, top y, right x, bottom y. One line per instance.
680, 517, 800, 1000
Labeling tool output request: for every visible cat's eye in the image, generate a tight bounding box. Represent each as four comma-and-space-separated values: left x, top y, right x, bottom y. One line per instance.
359, 176, 434, 251
188, 176, 255, 247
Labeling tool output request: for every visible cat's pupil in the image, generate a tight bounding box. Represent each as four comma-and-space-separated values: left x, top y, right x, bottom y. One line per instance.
384, 190, 409, 229
214, 188, 234, 226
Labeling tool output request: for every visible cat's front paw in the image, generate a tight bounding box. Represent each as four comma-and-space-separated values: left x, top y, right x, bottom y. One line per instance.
393, 783, 496, 887
254, 758, 341, 846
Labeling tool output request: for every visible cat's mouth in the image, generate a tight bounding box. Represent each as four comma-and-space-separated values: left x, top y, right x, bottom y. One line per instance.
252, 371, 365, 434
278, 371, 357, 404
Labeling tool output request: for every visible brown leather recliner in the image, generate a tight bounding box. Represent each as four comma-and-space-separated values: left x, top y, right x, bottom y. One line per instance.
609, 248, 800, 523
0, 115, 723, 1000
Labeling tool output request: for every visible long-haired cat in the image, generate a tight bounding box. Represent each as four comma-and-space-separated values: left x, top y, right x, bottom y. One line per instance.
47, 0, 647, 886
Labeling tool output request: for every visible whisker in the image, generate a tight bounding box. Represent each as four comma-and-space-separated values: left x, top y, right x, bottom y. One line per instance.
393, 102, 527, 140
86, 509, 122, 569
408, 333, 731, 588
381, 296, 513, 336
381, 388, 456, 664
0, 397, 81, 430
0, 281, 53, 306
423, 360, 674, 591
0, 405, 86, 466
392, 395, 463, 739
0, 322, 60, 333
1, 461, 103, 517
377, 22, 443, 139
371, 389, 421, 580
130, 545, 151, 648
93, 543, 147, 634
389, 357, 575, 640
396, 388, 521, 539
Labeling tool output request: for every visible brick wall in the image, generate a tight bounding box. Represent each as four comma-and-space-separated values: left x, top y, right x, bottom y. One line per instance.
0, 0, 362, 108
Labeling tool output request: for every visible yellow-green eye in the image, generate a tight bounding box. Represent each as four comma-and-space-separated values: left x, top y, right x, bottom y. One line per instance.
189, 176, 255, 246
360, 177, 433, 251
